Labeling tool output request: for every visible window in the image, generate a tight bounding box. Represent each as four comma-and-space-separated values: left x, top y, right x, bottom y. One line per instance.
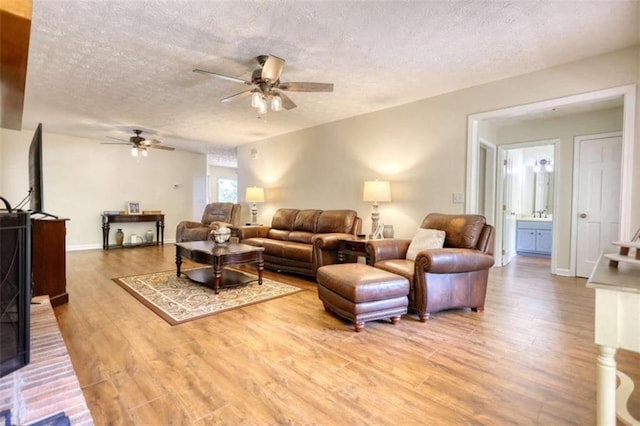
217, 177, 238, 203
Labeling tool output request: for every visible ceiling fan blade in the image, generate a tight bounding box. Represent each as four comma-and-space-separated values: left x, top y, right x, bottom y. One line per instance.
151, 145, 175, 151
193, 69, 252, 85
278, 92, 297, 110
220, 89, 253, 103
261, 55, 285, 82
100, 142, 131, 146
106, 136, 129, 142
278, 82, 334, 92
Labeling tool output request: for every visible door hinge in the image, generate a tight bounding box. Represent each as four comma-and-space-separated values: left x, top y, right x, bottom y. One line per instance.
502, 204, 507, 211
504, 159, 508, 166
501, 249, 506, 255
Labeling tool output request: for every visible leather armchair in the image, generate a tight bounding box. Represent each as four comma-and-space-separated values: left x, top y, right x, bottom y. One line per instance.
366, 213, 495, 321
176, 202, 241, 242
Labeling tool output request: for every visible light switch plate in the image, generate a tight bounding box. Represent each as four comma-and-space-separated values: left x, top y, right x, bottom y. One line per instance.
452, 192, 465, 204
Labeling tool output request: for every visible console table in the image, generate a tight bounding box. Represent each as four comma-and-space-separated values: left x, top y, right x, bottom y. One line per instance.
586, 254, 640, 425
102, 214, 164, 250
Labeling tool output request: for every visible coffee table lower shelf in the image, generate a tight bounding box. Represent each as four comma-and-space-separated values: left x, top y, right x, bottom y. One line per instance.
182, 267, 259, 289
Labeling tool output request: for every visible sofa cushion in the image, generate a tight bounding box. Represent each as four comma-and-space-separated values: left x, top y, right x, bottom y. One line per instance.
405, 228, 446, 261
283, 242, 313, 262
268, 229, 290, 241
271, 209, 300, 231
260, 239, 288, 257
421, 213, 486, 249
316, 210, 357, 233
293, 209, 322, 232
289, 231, 315, 244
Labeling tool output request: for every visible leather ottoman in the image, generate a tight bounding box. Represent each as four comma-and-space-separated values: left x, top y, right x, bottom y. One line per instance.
316, 263, 409, 332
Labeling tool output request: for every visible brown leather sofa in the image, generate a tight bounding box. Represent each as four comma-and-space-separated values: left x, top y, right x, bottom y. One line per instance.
176, 202, 242, 242
236, 208, 362, 277
366, 213, 495, 321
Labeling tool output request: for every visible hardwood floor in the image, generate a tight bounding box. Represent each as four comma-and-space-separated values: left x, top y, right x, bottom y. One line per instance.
55, 246, 639, 425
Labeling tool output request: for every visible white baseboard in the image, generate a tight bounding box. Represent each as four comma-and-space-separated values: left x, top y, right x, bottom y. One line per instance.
66, 240, 176, 251
555, 268, 572, 277
66, 243, 102, 251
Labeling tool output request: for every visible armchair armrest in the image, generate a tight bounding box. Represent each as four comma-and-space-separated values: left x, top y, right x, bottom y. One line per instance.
366, 239, 411, 264
179, 220, 205, 230
233, 225, 270, 240
415, 248, 494, 274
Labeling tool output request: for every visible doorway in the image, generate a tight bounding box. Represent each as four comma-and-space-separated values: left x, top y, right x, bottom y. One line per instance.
466, 84, 635, 276
497, 141, 558, 268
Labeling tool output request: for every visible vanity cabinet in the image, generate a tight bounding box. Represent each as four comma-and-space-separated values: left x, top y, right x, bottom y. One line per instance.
516, 220, 552, 257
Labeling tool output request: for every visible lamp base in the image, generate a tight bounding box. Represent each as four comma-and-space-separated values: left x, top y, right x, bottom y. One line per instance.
251, 203, 258, 225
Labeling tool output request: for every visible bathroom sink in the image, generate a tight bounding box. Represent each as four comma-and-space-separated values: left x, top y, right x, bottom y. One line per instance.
519, 217, 552, 222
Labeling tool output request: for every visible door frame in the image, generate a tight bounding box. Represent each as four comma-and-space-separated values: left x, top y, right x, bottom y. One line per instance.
495, 139, 559, 270
570, 131, 623, 276
466, 84, 636, 275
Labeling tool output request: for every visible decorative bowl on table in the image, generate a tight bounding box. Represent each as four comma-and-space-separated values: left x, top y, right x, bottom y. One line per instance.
211, 226, 231, 244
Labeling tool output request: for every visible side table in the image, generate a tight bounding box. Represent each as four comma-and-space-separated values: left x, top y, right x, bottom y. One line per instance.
338, 238, 371, 265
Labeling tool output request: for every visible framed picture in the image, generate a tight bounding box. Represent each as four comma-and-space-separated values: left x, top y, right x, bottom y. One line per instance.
126, 201, 140, 215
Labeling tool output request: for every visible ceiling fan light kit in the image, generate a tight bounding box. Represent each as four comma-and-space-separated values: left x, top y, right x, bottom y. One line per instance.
194, 54, 333, 113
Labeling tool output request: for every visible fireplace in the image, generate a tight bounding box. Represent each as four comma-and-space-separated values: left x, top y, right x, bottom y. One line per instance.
0, 211, 31, 377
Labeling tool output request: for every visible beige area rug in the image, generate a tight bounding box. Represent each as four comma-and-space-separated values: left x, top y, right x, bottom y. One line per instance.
113, 269, 304, 325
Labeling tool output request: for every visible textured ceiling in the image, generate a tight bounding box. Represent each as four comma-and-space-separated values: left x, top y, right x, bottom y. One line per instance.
21, 0, 640, 155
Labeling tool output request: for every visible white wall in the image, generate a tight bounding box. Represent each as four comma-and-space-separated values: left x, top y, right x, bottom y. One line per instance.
0, 128, 207, 249
237, 46, 639, 273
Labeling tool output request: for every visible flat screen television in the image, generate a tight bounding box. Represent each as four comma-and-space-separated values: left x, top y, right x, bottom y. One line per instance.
27, 124, 56, 218
28, 123, 44, 214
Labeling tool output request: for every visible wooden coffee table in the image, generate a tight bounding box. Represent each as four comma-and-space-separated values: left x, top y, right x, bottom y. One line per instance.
175, 241, 265, 294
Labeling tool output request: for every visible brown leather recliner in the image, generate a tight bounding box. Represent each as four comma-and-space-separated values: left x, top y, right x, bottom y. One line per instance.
366, 213, 495, 321
176, 202, 242, 242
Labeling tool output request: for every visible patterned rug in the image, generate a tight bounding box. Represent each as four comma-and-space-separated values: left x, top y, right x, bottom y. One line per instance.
113, 268, 304, 325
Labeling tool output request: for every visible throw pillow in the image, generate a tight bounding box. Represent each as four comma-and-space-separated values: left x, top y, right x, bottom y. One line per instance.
406, 228, 446, 261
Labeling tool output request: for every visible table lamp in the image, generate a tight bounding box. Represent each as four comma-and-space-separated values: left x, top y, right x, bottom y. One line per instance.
362, 180, 391, 238
245, 186, 264, 225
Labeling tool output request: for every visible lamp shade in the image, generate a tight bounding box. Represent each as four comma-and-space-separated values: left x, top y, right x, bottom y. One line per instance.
245, 186, 265, 203
363, 180, 391, 202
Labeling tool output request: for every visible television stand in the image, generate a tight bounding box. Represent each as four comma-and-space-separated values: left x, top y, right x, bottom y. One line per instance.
31, 218, 69, 307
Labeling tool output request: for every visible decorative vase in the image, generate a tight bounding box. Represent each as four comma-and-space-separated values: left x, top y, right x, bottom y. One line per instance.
145, 230, 154, 243
115, 228, 124, 246
383, 224, 394, 239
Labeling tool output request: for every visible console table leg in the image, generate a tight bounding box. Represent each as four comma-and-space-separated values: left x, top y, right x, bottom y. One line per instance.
102, 223, 110, 250
597, 345, 617, 426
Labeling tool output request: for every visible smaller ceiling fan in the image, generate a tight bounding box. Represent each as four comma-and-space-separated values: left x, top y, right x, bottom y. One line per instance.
193, 54, 334, 112
102, 129, 175, 157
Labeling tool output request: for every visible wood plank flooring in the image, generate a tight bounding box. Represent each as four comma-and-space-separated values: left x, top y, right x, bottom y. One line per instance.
55, 246, 640, 425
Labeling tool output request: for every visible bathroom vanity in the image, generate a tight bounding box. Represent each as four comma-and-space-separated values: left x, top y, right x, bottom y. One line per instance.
516, 218, 552, 257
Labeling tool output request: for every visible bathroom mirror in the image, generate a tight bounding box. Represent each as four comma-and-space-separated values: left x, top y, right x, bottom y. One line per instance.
533, 170, 553, 215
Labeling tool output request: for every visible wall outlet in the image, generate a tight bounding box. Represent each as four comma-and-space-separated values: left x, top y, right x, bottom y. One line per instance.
452, 192, 465, 204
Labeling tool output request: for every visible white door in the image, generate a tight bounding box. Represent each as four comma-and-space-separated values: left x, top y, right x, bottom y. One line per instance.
575, 135, 622, 277
502, 151, 516, 265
